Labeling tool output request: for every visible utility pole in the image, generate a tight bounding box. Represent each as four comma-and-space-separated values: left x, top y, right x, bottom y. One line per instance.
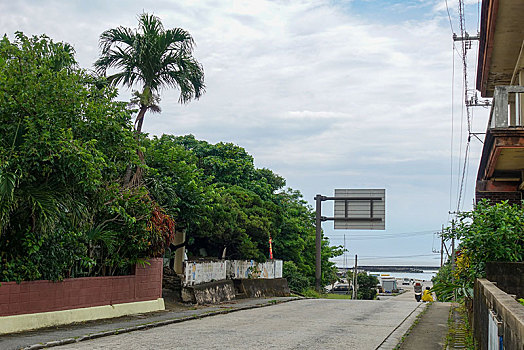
315, 194, 322, 292
344, 234, 346, 273
451, 221, 456, 301
440, 236, 444, 267
440, 225, 444, 267
352, 255, 358, 300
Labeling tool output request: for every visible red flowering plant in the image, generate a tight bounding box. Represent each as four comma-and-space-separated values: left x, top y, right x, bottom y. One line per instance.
147, 204, 176, 257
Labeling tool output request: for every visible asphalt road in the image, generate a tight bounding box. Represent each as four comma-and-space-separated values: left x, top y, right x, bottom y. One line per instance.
56, 298, 423, 350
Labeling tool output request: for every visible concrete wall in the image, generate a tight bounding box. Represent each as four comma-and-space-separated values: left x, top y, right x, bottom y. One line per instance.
180, 260, 287, 304
183, 260, 227, 286
183, 260, 283, 286
473, 278, 524, 350
0, 258, 163, 317
227, 260, 282, 279
486, 262, 524, 299
234, 278, 290, 298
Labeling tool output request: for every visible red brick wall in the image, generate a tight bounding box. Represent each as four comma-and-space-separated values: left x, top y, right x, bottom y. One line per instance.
475, 191, 522, 205
0, 258, 163, 317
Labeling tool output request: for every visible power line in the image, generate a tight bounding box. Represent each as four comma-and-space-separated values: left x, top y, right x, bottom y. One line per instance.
327, 229, 437, 237
455, 0, 475, 212
444, 0, 456, 34
449, 41, 456, 219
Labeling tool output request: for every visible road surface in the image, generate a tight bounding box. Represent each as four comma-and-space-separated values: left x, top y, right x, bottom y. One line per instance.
57, 297, 423, 350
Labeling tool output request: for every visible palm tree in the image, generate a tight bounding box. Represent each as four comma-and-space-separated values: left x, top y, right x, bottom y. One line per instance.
94, 13, 205, 134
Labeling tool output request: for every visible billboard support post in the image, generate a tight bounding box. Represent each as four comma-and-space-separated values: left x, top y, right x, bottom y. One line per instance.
314, 189, 385, 293
315, 194, 323, 292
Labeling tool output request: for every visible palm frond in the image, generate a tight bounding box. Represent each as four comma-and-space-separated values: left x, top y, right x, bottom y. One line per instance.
138, 13, 164, 36
98, 27, 136, 55
0, 170, 17, 234
149, 104, 161, 113
163, 28, 194, 53
95, 12, 205, 129
159, 56, 205, 103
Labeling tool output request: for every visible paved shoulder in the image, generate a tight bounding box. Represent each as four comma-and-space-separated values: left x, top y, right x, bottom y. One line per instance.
398, 302, 451, 350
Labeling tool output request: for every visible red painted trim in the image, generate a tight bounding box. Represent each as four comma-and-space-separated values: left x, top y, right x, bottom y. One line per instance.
0, 258, 163, 317
477, 0, 499, 96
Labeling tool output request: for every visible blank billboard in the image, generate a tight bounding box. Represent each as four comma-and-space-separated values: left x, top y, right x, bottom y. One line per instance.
333, 189, 385, 230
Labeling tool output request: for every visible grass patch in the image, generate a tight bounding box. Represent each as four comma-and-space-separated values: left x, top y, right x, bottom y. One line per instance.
323, 293, 352, 299
301, 289, 322, 298
300, 289, 353, 299
445, 303, 476, 350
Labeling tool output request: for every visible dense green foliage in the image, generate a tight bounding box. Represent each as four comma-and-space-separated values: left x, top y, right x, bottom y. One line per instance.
0, 33, 162, 281
144, 135, 342, 286
356, 273, 379, 300
432, 200, 524, 301
0, 32, 341, 289
431, 261, 455, 301
282, 261, 310, 292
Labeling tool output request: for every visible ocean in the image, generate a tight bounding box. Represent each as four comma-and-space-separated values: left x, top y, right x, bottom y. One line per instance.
371, 270, 438, 282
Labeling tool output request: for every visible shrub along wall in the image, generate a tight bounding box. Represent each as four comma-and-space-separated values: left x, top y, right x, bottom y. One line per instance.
0, 258, 162, 317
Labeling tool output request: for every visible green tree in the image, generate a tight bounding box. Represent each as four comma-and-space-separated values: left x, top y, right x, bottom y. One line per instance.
356, 273, 379, 300
143, 135, 342, 288
433, 199, 524, 300
0, 33, 161, 282
94, 13, 205, 134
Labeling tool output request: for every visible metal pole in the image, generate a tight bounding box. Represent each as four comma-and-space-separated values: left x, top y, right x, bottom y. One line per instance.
451, 221, 456, 301
440, 225, 444, 267
440, 235, 444, 267
315, 194, 322, 292
344, 234, 346, 271
352, 254, 358, 300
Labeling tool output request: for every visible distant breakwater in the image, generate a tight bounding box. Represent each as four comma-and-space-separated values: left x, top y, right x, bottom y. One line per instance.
339, 266, 439, 273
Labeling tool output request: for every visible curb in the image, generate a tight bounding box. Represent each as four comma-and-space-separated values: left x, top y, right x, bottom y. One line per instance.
22, 297, 303, 350
376, 302, 428, 350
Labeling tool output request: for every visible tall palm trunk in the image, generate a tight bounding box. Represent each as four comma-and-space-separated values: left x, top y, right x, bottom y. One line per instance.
135, 104, 148, 134
123, 104, 148, 185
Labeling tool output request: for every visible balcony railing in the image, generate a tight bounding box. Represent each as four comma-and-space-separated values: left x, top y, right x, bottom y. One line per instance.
488, 85, 524, 129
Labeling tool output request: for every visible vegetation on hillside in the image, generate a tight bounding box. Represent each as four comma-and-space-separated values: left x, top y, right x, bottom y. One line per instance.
0, 31, 341, 289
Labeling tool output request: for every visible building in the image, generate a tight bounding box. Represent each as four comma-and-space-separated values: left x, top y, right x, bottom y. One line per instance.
475, 0, 524, 204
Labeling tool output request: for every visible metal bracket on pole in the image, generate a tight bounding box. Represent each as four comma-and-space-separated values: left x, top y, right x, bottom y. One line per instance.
314, 193, 384, 292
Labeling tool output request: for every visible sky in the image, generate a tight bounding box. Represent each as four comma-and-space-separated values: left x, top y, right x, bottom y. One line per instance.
0, 0, 487, 266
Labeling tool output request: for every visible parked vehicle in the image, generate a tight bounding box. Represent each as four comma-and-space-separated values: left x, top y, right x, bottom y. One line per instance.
414, 282, 422, 302
332, 283, 351, 294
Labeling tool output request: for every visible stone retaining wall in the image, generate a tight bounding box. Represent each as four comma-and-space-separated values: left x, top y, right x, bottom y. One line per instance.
181, 280, 236, 304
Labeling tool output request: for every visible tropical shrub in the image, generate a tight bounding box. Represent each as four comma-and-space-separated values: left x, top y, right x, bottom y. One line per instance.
0, 33, 163, 281
356, 273, 379, 300
433, 200, 524, 301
